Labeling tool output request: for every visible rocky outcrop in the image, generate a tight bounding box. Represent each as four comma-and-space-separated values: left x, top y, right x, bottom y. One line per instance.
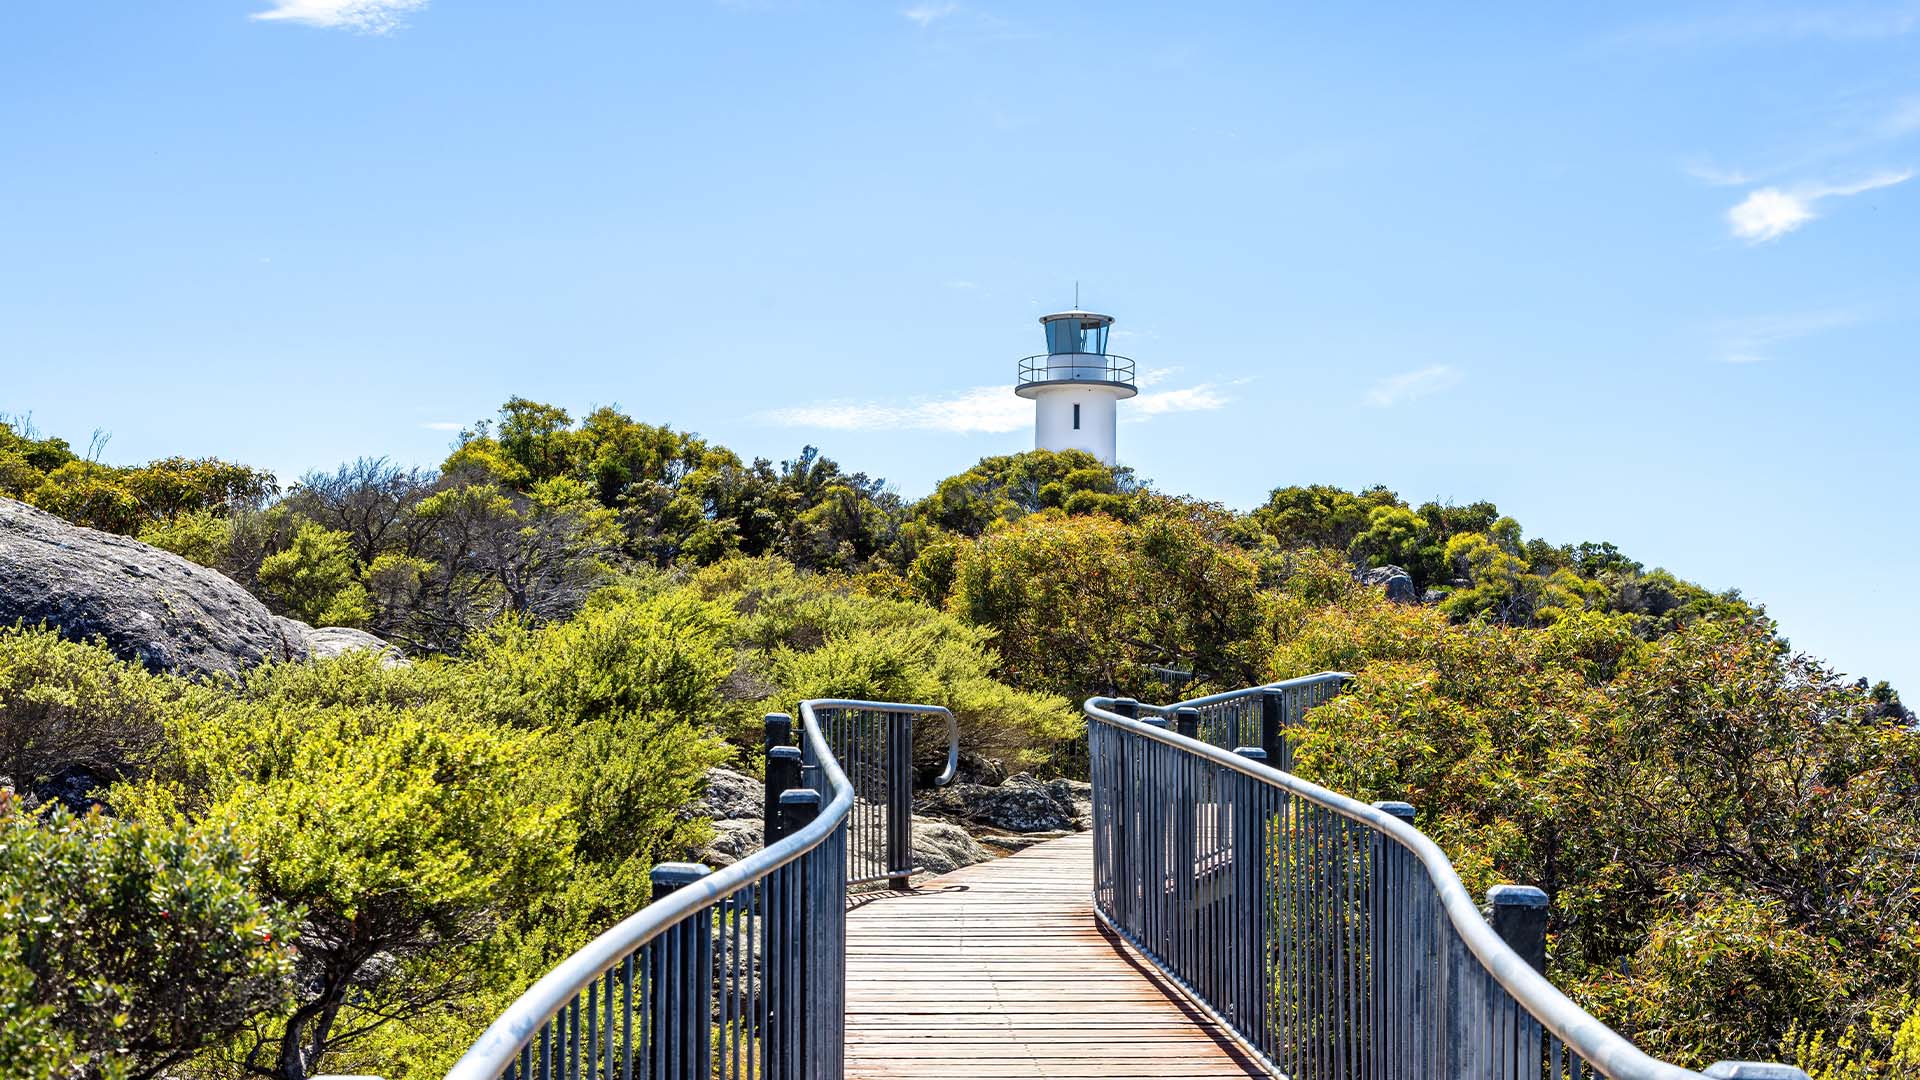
911, 820, 989, 875
696, 766, 764, 822
0, 497, 407, 677
918, 773, 1087, 834
288, 623, 409, 667
1357, 564, 1417, 604
701, 818, 764, 868
0, 497, 302, 679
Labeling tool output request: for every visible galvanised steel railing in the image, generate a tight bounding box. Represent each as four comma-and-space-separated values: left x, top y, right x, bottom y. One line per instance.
809, 703, 957, 889
1171, 672, 1352, 770
447, 700, 955, 1080
1087, 682, 1809, 1080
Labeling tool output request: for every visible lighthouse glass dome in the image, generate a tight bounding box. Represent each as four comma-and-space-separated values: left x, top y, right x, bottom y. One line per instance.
1043, 313, 1110, 356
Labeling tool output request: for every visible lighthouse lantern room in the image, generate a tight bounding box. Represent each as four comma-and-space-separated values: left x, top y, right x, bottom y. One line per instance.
1015, 310, 1138, 465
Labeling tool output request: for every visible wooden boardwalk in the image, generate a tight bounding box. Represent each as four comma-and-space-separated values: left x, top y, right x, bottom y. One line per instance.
845, 832, 1266, 1079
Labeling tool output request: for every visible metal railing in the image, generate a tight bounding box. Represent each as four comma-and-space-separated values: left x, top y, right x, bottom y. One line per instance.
1087, 679, 1810, 1080
1017, 352, 1137, 388
1166, 672, 1352, 770
809, 702, 957, 888
446, 700, 955, 1080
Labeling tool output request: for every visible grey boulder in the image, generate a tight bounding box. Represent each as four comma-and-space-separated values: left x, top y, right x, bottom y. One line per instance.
700, 818, 764, 868
0, 497, 301, 679
911, 820, 990, 875
1357, 564, 1417, 604
919, 772, 1084, 834
289, 623, 409, 667
697, 766, 766, 822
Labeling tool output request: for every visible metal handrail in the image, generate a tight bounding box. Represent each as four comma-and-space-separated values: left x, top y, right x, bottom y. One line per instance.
1134, 672, 1352, 771
1017, 352, 1137, 387
1088, 694, 1708, 1079
447, 698, 950, 1080
931, 707, 960, 786
811, 701, 958, 888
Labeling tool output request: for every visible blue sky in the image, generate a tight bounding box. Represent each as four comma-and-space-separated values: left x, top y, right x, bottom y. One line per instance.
2, 2, 1916, 690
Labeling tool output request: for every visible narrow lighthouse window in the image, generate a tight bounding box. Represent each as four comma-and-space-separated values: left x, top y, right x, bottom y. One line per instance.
1072, 403, 1081, 430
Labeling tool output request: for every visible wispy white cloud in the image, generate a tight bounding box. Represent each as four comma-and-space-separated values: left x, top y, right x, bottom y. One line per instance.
1364, 365, 1461, 408
902, 3, 958, 27
420, 420, 465, 432
1131, 384, 1229, 416
251, 0, 427, 34
1727, 170, 1913, 241
765, 379, 1230, 433
1714, 309, 1865, 364
766, 387, 1028, 434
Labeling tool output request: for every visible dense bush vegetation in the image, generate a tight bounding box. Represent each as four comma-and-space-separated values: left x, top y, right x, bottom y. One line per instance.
1282, 585, 1919, 1073
1, 399, 1912, 1077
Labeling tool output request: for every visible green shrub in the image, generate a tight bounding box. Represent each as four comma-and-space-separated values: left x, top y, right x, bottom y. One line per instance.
118, 677, 567, 1080
135, 510, 233, 569
256, 522, 371, 627
0, 795, 294, 1080
692, 557, 1077, 770
0, 627, 186, 792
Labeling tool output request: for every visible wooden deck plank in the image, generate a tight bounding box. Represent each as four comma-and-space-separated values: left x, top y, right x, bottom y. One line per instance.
844, 832, 1267, 1079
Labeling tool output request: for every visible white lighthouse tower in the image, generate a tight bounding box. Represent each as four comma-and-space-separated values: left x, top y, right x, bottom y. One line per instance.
1015, 309, 1137, 465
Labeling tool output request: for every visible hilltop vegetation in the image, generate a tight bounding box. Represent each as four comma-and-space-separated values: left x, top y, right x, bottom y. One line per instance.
0, 401, 1914, 1079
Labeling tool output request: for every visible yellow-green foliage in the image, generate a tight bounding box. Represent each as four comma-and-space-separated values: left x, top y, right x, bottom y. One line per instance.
1278, 587, 1920, 1072
135, 508, 233, 568
0, 625, 194, 787
255, 522, 372, 627
116, 663, 569, 1078
0, 602, 740, 1079
690, 557, 1078, 770
0, 419, 274, 536
941, 511, 1267, 700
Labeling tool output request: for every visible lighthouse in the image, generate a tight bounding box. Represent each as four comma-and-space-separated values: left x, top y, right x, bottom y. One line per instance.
1015, 310, 1137, 465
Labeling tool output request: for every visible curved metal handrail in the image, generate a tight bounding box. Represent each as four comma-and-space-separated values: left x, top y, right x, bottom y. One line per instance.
930, 706, 960, 787
1086, 694, 1709, 1080
1017, 352, 1137, 387
448, 698, 944, 1080
1147, 671, 1355, 715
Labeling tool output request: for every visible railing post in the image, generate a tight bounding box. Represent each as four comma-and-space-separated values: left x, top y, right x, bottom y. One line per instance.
1488, 885, 1549, 975
648, 863, 712, 1080
1231, 746, 1267, 1045
1369, 801, 1415, 1074
775, 790, 822, 1078
1373, 800, 1416, 824
1258, 689, 1285, 769
887, 710, 914, 890
764, 711, 793, 751
1172, 707, 1200, 969
1110, 697, 1139, 719
765, 746, 804, 840
776, 787, 821, 844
